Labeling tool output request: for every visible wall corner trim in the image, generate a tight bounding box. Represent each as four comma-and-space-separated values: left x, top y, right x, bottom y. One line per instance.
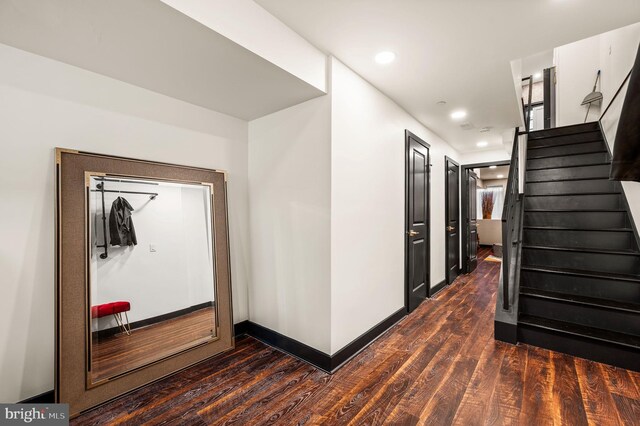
235, 308, 407, 373
233, 320, 250, 337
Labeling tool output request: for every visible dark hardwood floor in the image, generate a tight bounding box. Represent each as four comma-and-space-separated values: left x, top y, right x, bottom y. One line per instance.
73, 247, 640, 425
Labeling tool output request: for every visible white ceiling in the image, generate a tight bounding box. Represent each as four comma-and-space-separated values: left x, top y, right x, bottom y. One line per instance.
479, 166, 510, 181
0, 0, 324, 120
256, 0, 640, 153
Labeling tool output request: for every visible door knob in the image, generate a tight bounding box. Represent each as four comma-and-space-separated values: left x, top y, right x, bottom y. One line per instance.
447, 226, 455, 231
408, 230, 419, 237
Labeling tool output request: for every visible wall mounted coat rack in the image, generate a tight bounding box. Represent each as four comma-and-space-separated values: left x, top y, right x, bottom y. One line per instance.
90, 178, 158, 259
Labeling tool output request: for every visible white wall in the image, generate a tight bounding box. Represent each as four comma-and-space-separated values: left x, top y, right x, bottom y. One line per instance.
554, 36, 602, 125
477, 221, 502, 246
0, 44, 250, 402
330, 58, 460, 354
555, 22, 640, 127
89, 182, 214, 331
248, 96, 332, 353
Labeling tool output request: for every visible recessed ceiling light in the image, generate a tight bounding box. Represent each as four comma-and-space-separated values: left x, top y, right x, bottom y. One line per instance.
479, 127, 492, 133
477, 141, 488, 147
497, 174, 504, 178
534, 72, 542, 79
436, 100, 447, 106
489, 165, 497, 169
375, 51, 396, 64
451, 110, 467, 120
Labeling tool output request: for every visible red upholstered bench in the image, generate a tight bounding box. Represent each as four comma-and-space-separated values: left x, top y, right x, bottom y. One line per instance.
91, 301, 132, 335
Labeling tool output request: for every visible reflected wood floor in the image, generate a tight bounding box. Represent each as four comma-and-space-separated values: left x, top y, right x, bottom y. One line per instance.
74, 248, 640, 425
91, 307, 216, 382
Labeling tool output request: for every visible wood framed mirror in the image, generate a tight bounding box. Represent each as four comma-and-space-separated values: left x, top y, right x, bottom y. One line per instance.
55, 149, 234, 417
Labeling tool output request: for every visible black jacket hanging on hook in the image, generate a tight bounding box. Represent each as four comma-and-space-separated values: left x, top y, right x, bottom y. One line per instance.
109, 197, 137, 246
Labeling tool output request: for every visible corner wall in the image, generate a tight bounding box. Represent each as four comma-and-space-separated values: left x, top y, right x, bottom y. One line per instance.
329, 58, 460, 354
0, 44, 251, 402
248, 96, 332, 353
554, 22, 640, 127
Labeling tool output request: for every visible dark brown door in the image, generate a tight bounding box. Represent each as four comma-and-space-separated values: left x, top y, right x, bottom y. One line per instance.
445, 157, 460, 284
466, 169, 479, 273
406, 131, 430, 312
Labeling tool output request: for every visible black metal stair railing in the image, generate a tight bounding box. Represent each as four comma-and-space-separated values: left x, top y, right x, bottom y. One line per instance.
501, 129, 522, 310
500, 76, 532, 311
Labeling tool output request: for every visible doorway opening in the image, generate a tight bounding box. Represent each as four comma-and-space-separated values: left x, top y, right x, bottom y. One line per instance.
461, 161, 511, 274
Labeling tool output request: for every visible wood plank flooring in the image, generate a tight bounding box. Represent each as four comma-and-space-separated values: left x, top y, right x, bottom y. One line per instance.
73, 247, 640, 425
91, 307, 215, 382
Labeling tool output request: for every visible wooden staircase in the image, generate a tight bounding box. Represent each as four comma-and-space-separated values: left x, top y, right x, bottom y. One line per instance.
516, 121, 640, 371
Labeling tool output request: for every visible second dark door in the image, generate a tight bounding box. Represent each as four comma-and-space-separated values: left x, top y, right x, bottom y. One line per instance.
465, 169, 479, 273
406, 131, 430, 312
445, 157, 460, 284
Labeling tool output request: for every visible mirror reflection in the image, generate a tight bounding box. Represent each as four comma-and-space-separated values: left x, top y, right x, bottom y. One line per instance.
88, 175, 217, 383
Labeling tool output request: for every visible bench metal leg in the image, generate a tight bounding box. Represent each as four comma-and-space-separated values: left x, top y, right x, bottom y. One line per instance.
113, 312, 132, 336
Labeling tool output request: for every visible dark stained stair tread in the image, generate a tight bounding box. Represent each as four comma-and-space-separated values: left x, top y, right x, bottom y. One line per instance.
526, 149, 607, 160
525, 192, 621, 197
528, 129, 601, 140
527, 142, 609, 159
526, 162, 612, 171
527, 122, 599, 139
520, 265, 640, 283
527, 136, 604, 149
527, 137, 604, 149
522, 245, 640, 255
525, 209, 627, 212
525, 176, 616, 183
520, 287, 640, 313
523, 226, 632, 232
518, 315, 640, 349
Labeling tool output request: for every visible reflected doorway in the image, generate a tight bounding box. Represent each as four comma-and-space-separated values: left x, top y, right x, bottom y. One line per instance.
461, 161, 511, 274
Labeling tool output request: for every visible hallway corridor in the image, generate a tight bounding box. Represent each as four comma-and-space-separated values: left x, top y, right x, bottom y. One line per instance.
73, 248, 640, 425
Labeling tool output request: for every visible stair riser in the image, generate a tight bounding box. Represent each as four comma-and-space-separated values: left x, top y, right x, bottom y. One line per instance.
521, 270, 640, 304
523, 211, 628, 229
525, 179, 619, 196
523, 230, 636, 251
528, 123, 600, 140
526, 164, 610, 182
520, 296, 640, 337
518, 325, 640, 371
527, 131, 602, 149
527, 152, 609, 170
522, 248, 640, 275
524, 194, 622, 210
527, 141, 606, 159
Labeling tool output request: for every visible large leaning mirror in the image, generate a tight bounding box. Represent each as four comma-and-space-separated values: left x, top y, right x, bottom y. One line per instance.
88, 175, 217, 383
56, 149, 234, 417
